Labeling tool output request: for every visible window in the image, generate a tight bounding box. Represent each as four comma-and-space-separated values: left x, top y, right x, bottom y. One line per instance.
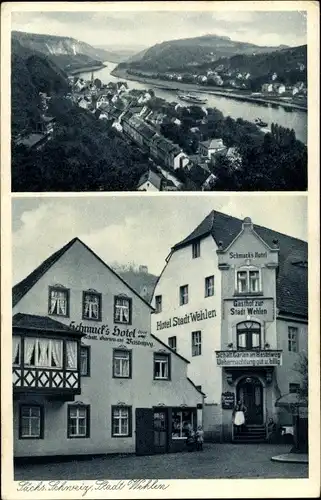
113, 349, 132, 378
66, 340, 78, 370
179, 285, 189, 306
112, 406, 132, 437
171, 409, 195, 439
24, 338, 63, 369
192, 241, 200, 258
236, 269, 261, 294
192, 331, 202, 356
82, 291, 102, 321
168, 336, 177, 351
80, 346, 90, 376
289, 383, 300, 393
48, 286, 69, 317
154, 353, 170, 380
67, 405, 90, 438
155, 295, 162, 313
236, 321, 261, 350
13, 336, 21, 365
19, 405, 43, 439
288, 327, 298, 352
114, 296, 132, 324
205, 275, 215, 297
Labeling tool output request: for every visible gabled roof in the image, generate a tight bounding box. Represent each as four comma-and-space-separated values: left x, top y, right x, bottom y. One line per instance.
13, 313, 84, 336
172, 210, 308, 318
13, 238, 154, 310
137, 170, 162, 190
200, 138, 225, 149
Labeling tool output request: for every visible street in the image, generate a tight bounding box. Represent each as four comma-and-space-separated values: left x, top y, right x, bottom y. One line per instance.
15, 444, 308, 480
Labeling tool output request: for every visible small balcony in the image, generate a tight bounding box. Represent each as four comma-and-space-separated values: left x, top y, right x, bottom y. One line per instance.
12, 313, 84, 401
215, 349, 282, 368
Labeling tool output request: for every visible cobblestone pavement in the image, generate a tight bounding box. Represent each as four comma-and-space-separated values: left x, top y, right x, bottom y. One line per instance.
15, 444, 308, 480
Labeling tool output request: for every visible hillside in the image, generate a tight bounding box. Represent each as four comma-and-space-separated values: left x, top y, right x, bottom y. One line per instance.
11, 38, 70, 135
12, 31, 114, 71
121, 34, 289, 72
116, 269, 158, 303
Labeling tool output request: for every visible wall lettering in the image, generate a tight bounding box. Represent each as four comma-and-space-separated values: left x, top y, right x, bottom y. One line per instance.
69, 322, 151, 346
223, 298, 274, 322
156, 308, 216, 331
229, 251, 268, 259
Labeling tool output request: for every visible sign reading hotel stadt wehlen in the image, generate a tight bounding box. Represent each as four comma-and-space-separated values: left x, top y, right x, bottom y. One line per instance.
156, 308, 216, 331
223, 298, 274, 321
216, 350, 282, 367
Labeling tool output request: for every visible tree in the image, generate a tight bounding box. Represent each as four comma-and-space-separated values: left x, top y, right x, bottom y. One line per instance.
94, 78, 102, 89
293, 352, 308, 405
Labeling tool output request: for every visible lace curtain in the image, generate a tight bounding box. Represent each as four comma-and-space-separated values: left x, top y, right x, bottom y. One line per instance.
66, 341, 77, 370
12, 336, 20, 364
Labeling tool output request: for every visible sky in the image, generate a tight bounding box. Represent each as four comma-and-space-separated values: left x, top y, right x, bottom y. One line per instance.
12, 195, 308, 285
11, 9, 307, 49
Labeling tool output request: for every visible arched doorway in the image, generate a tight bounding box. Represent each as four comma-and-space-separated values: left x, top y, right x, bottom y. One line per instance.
236, 376, 264, 425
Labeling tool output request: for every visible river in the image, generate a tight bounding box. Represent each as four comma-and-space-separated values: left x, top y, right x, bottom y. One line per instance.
78, 62, 307, 145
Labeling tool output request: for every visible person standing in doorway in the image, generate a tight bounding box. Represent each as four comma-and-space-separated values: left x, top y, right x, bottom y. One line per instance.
233, 400, 247, 434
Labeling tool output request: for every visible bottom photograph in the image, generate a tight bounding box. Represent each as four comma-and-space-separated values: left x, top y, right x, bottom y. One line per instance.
11, 194, 308, 480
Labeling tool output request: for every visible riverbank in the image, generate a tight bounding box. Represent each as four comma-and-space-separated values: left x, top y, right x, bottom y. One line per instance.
111, 67, 307, 112
67, 63, 107, 76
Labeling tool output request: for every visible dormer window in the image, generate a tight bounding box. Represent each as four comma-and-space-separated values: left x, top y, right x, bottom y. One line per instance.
48, 286, 69, 317
236, 268, 261, 294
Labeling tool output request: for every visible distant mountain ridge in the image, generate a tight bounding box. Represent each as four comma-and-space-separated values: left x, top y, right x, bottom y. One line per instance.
12, 31, 124, 70
123, 33, 290, 71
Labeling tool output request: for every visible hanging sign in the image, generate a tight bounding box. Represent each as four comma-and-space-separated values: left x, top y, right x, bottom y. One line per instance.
221, 392, 235, 409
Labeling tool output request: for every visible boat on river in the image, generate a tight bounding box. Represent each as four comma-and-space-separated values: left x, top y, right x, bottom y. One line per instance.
255, 118, 268, 128
178, 93, 207, 105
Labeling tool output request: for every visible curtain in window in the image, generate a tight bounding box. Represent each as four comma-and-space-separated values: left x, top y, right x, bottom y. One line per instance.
66, 341, 77, 369
12, 337, 20, 364
116, 299, 129, 322
24, 338, 36, 365
38, 339, 50, 367
84, 294, 99, 318
51, 340, 63, 368
252, 332, 260, 348
50, 290, 66, 315
238, 333, 247, 348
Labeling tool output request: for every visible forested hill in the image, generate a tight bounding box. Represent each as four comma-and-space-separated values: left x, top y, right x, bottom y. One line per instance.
11, 31, 128, 69
122, 34, 288, 71
11, 38, 70, 135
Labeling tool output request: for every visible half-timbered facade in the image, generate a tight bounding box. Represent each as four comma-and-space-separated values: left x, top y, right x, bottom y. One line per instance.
12, 238, 203, 458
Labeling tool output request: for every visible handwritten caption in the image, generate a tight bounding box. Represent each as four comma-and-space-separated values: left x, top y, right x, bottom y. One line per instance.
17, 479, 170, 497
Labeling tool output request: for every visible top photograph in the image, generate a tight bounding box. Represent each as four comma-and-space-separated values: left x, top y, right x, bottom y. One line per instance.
11, 9, 308, 192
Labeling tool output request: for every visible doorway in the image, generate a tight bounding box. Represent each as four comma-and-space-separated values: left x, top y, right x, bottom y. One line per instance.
153, 409, 168, 453
237, 377, 264, 424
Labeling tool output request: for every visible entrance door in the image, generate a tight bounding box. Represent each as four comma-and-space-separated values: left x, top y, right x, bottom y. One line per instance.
153, 410, 168, 453
135, 408, 154, 456
237, 377, 263, 424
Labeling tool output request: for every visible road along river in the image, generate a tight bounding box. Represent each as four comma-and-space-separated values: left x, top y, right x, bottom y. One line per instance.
78, 62, 307, 145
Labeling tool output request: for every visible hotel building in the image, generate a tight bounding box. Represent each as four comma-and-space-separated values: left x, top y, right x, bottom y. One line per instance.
151, 210, 308, 442
12, 238, 203, 458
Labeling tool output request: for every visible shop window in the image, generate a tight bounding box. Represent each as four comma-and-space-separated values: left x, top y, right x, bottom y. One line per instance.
192, 331, 202, 356
205, 275, 215, 297
82, 291, 102, 321
192, 241, 200, 259
112, 406, 132, 437
179, 285, 189, 306
24, 338, 63, 369
168, 336, 177, 351
80, 345, 90, 376
155, 295, 162, 313
154, 353, 170, 380
67, 405, 90, 438
13, 336, 21, 366
235, 268, 261, 294
66, 340, 78, 370
48, 286, 69, 317
171, 409, 195, 439
288, 327, 298, 352
236, 321, 261, 350
19, 405, 43, 439
289, 383, 300, 393
113, 349, 132, 378
114, 296, 132, 325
